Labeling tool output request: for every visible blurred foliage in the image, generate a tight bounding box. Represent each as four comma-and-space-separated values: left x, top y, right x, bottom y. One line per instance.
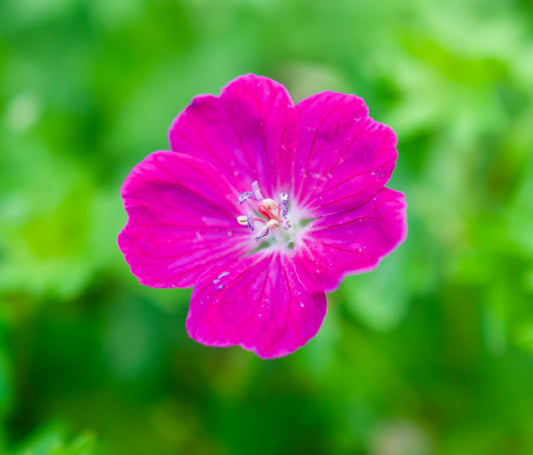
0, 0, 532, 454
14, 427, 95, 455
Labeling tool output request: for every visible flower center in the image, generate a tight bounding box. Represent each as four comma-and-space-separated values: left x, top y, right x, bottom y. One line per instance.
236, 181, 291, 242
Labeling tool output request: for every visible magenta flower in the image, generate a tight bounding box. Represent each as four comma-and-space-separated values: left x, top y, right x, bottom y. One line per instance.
118, 74, 407, 359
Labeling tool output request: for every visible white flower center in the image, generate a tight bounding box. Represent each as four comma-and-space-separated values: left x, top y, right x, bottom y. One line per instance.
236, 181, 311, 249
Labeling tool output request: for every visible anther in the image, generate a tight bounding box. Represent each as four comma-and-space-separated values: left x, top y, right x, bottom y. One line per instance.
252, 181, 264, 201
279, 200, 289, 218
255, 224, 269, 240
238, 191, 252, 204
266, 219, 279, 229
246, 212, 254, 231
237, 213, 255, 231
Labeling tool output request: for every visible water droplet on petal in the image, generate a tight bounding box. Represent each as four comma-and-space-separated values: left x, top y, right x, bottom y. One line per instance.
213, 271, 229, 285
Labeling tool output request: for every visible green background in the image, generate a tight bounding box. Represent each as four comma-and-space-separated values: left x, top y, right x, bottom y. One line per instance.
1, 0, 533, 453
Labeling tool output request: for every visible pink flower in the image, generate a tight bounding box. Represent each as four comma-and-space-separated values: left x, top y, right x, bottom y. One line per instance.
118, 74, 407, 359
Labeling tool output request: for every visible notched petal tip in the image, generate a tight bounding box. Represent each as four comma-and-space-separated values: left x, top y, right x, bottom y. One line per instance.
167, 73, 298, 197
293, 90, 399, 214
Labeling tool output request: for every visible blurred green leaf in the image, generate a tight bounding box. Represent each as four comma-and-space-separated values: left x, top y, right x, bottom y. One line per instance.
15, 428, 95, 455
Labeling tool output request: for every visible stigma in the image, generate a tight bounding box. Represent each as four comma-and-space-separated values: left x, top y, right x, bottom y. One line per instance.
236, 182, 291, 241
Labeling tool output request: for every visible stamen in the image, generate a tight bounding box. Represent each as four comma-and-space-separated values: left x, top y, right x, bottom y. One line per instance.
266, 219, 279, 229
237, 213, 255, 231
279, 193, 290, 227
238, 191, 252, 204
252, 181, 264, 201
246, 212, 254, 231
255, 223, 269, 240
262, 198, 278, 211
236, 184, 292, 242
279, 200, 289, 218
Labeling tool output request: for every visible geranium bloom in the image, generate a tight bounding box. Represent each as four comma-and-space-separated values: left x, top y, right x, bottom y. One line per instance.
118, 74, 407, 359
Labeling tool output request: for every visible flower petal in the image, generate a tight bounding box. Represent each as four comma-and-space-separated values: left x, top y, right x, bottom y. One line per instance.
293, 188, 407, 294
186, 252, 327, 359
293, 91, 398, 216
118, 151, 252, 288
169, 74, 298, 196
